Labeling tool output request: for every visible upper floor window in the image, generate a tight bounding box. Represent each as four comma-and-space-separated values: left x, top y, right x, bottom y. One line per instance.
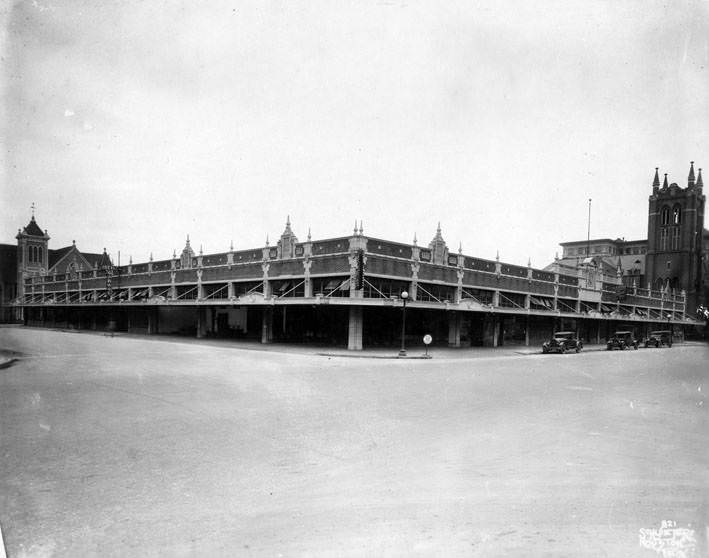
660, 228, 669, 251
671, 227, 681, 250
672, 205, 681, 225
661, 206, 670, 226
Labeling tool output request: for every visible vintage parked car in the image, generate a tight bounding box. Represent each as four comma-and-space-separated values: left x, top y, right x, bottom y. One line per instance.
644, 330, 672, 348
607, 331, 638, 350
542, 331, 583, 354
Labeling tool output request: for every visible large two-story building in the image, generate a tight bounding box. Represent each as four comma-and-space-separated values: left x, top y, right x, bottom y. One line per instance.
2, 164, 705, 348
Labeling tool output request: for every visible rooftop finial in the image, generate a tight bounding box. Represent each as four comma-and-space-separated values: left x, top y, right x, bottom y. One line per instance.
265, 234, 269, 246
354, 220, 358, 235
307, 227, 311, 241
186, 234, 190, 245
496, 250, 500, 262
130, 255, 133, 265
230, 240, 234, 251
199, 244, 203, 256
458, 242, 462, 255
173, 249, 177, 258
359, 220, 363, 235
31, 202, 36, 218
528, 257, 531, 267
149, 252, 153, 262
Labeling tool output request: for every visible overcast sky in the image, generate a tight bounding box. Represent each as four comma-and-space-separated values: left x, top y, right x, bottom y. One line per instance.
2, 1, 708, 267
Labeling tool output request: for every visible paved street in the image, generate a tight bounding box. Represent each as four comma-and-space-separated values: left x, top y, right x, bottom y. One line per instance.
0, 327, 707, 557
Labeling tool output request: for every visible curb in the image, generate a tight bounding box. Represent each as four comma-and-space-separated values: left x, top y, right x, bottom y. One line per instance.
0, 358, 17, 370
317, 353, 433, 359
0, 522, 6, 558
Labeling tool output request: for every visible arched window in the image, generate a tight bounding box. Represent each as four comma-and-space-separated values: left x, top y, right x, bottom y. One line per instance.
671, 227, 680, 250
672, 205, 681, 225
654, 277, 664, 291
38, 246, 43, 263
660, 228, 669, 250
661, 206, 670, 226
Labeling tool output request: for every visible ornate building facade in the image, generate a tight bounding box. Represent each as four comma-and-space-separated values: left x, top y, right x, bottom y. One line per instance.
552, 163, 708, 313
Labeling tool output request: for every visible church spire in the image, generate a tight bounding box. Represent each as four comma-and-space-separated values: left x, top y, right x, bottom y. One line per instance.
688, 161, 695, 186
652, 167, 660, 189
697, 168, 703, 188
662, 173, 668, 189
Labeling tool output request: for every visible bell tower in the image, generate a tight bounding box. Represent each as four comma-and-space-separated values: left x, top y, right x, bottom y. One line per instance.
646, 163, 705, 309
15, 208, 50, 304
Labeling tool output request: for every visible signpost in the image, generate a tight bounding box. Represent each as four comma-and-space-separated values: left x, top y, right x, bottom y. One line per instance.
423, 334, 432, 358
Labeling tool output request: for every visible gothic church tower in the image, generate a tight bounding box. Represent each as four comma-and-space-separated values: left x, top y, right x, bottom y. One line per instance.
645, 162, 705, 310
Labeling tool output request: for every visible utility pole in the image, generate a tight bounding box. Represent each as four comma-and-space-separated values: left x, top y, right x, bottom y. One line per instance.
586, 198, 592, 257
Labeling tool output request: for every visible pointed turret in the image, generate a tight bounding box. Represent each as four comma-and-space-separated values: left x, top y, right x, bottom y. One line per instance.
428, 223, 448, 265
180, 234, 195, 268
277, 216, 298, 258
688, 161, 695, 186
652, 167, 660, 190
697, 168, 703, 188
662, 173, 668, 189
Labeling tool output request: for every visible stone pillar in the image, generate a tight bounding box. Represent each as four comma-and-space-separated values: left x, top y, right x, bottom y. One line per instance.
410, 262, 419, 301
147, 309, 155, 334
107, 311, 116, 332
196, 307, 207, 338
261, 307, 273, 344
447, 311, 461, 347
303, 258, 313, 298
347, 305, 363, 350
482, 314, 497, 347
455, 269, 463, 303
196, 269, 204, 300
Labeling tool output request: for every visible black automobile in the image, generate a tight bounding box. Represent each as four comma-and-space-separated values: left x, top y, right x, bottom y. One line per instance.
542, 331, 583, 354
606, 331, 638, 350
644, 330, 672, 348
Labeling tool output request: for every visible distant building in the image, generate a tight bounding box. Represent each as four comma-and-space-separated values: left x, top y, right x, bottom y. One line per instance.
550, 163, 708, 312
1, 214, 112, 321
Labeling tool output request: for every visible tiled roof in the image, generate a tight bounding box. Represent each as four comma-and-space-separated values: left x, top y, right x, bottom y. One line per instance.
48, 246, 73, 269
84, 252, 110, 269
23, 217, 45, 237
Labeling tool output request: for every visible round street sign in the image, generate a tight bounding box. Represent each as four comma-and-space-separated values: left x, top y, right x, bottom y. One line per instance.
423, 334, 432, 345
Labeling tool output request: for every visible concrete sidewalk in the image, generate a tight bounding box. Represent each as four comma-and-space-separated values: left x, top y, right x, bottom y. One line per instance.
2, 324, 701, 361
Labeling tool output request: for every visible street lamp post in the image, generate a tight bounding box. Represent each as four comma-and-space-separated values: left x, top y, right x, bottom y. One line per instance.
399, 290, 409, 357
